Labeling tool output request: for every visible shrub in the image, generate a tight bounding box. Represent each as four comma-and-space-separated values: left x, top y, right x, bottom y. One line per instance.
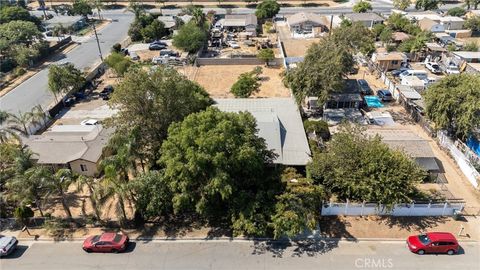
303, 120, 330, 140
112, 43, 122, 53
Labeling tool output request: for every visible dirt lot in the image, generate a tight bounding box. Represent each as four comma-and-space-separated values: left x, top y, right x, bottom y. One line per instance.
180, 65, 291, 98
276, 22, 322, 57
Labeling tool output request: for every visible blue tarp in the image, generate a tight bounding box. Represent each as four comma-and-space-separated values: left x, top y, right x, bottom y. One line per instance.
467, 137, 480, 157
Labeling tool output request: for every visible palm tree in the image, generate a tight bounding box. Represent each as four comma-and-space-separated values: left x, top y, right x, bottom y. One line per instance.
0, 111, 19, 143
98, 175, 130, 222
191, 7, 206, 27
89, 0, 105, 20
7, 111, 37, 136
77, 176, 102, 222
48, 169, 77, 219
31, 105, 50, 129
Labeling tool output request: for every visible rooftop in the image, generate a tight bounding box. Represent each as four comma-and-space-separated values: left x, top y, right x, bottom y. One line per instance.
396, 85, 422, 100
374, 52, 406, 61
214, 98, 311, 166
453, 51, 480, 59
223, 14, 257, 27
25, 125, 113, 165
43, 15, 84, 26
344, 12, 384, 22
287, 12, 328, 26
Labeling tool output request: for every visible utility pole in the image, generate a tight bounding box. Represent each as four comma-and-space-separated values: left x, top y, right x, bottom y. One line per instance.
92, 23, 104, 62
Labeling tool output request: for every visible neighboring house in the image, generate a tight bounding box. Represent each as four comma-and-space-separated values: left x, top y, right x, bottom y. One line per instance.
372, 52, 407, 71
418, 18, 445, 33
344, 13, 384, 28
366, 128, 441, 177
223, 14, 258, 35
404, 11, 441, 22
214, 98, 311, 167
25, 125, 113, 177
157, 15, 192, 31
287, 12, 329, 34
439, 16, 465, 31
43, 15, 86, 31
465, 62, 480, 74
453, 51, 480, 63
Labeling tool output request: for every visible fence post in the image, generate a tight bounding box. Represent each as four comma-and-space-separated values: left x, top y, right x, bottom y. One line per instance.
345, 200, 349, 215
360, 201, 365, 216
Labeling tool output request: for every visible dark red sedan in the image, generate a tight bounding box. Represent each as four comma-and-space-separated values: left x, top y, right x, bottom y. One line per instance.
83, 233, 129, 253
407, 232, 459, 255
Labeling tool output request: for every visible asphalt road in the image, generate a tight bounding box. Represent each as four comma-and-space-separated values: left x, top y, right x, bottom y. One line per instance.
0, 11, 134, 115
1, 240, 479, 270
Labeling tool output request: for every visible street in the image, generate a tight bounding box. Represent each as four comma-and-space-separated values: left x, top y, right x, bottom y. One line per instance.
0, 11, 134, 115
1, 240, 479, 270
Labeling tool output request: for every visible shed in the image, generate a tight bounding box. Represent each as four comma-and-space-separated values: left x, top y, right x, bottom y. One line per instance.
401, 76, 425, 91
372, 52, 406, 71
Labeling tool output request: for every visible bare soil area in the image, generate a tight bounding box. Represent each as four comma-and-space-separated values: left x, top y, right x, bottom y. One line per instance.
180, 65, 291, 98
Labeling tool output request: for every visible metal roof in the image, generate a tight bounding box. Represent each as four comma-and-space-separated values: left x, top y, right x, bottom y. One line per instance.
344, 12, 384, 22
214, 98, 311, 166
453, 51, 480, 59
287, 12, 328, 26
396, 85, 422, 100
223, 14, 257, 27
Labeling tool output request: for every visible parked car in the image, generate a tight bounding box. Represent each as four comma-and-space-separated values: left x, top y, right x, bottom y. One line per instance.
151, 40, 168, 46
228, 41, 240, 49
391, 67, 410, 77
159, 50, 178, 57
407, 232, 459, 255
120, 48, 129, 56
377, 89, 393, 102
81, 119, 99, 126
0, 236, 18, 257
63, 96, 76, 107
82, 233, 129, 253
99, 85, 114, 100
357, 79, 373, 95
129, 51, 140, 61
425, 62, 442, 74
444, 65, 460, 75
149, 43, 167, 50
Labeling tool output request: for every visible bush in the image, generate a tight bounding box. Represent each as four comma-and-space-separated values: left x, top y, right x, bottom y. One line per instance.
112, 43, 122, 53
447, 7, 466, 17
14, 67, 27, 77
230, 71, 260, 97
303, 120, 330, 140
0, 58, 16, 73
104, 52, 132, 76
14, 205, 34, 226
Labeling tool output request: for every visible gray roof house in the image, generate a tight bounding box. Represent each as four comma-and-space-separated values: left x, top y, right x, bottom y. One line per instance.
344, 12, 384, 28
215, 98, 311, 166
24, 125, 113, 177
223, 14, 258, 35
43, 15, 86, 31
287, 12, 329, 33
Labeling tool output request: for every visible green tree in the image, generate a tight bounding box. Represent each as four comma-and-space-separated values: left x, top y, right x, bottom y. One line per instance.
271, 168, 325, 239
387, 13, 421, 35
104, 52, 132, 76
72, 0, 93, 20
172, 21, 207, 53
447, 7, 466, 17
11, 45, 39, 67
393, 0, 411, 10
77, 176, 102, 222
48, 63, 86, 102
415, 0, 442, 11
89, 0, 104, 19
283, 37, 354, 103
352, 1, 372, 13
379, 27, 393, 45
464, 41, 478, 52
132, 170, 173, 220
255, 0, 280, 20
109, 66, 212, 167
0, 6, 40, 25
465, 16, 480, 32
0, 20, 42, 47
398, 31, 431, 53
230, 71, 261, 98
257, 48, 275, 64
0, 112, 19, 143
140, 20, 167, 41
6, 111, 38, 136
331, 22, 375, 55
47, 169, 77, 219
424, 74, 480, 139
307, 123, 426, 207
159, 107, 277, 236
372, 23, 386, 39
14, 205, 34, 227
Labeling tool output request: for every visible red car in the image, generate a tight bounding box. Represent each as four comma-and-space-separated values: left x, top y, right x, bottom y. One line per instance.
407, 232, 459, 255
82, 233, 129, 253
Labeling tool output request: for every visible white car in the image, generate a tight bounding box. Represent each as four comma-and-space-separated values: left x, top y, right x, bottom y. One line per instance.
81, 119, 99, 126
0, 236, 18, 257
445, 65, 460, 74
425, 62, 441, 74
228, 41, 240, 49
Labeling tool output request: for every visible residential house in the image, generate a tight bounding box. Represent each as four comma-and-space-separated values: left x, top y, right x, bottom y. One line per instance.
157, 15, 192, 31
453, 51, 480, 63
372, 52, 407, 71
418, 18, 445, 33
43, 15, 86, 31
223, 14, 258, 35
287, 12, 329, 34
439, 16, 465, 31
344, 13, 384, 28
214, 98, 311, 167
366, 128, 441, 178
25, 125, 113, 177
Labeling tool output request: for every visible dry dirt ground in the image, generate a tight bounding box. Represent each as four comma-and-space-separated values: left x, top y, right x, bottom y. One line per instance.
179, 65, 291, 98
275, 23, 322, 58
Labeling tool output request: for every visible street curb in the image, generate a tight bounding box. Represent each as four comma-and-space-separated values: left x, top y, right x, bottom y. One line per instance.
14, 236, 480, 243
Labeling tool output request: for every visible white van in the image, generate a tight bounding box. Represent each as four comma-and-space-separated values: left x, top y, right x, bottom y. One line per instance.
399, 70, 428, 80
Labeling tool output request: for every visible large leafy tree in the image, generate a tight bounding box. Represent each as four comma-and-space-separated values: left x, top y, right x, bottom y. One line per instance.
108, 66, 212, 168
230, 70, 261, 98
465, 16, 480, 33
159, 107, 277, 236
331, 22, 375, 55
415, 0, 442, 11
307, 124, 425, 207
72, 0, 93, 20
393, 0, 411, 10
0, 20, 42, 47
424, 74, 480, 140
48, 63, 86, 102
352, 1, 372, 13
283, 37, 354, 103
132, 171, 173, 220
172, 21, 207, 53
141, 20, 167, 42
104, 52, 132, 76
255, 0, 280, 20
387, 13, 421, 35
0, 6, 40, 25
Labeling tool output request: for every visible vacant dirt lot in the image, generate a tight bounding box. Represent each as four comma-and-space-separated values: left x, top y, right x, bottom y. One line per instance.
180, 65, 291, 98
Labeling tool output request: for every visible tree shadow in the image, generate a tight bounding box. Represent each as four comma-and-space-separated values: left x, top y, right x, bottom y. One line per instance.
162, 5, 178, 9
280, 3, 293, 7
251, 238, 340, 258
246, 4, 257, 8
387, 110, 416, 125
319, 216, 357, 239
300, 3, 329, 7
2, 245, 29, 259
139, 4, 156, 10
206, 227, 232, 239
103, 4, 126, 10
218, 4, 239, 8
382, 216, 449, 231
123, 241, 136, 253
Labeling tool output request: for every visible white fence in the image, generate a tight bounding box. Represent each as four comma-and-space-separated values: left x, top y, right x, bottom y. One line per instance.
321, 201, 465, 216
438, 131, 480, 188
